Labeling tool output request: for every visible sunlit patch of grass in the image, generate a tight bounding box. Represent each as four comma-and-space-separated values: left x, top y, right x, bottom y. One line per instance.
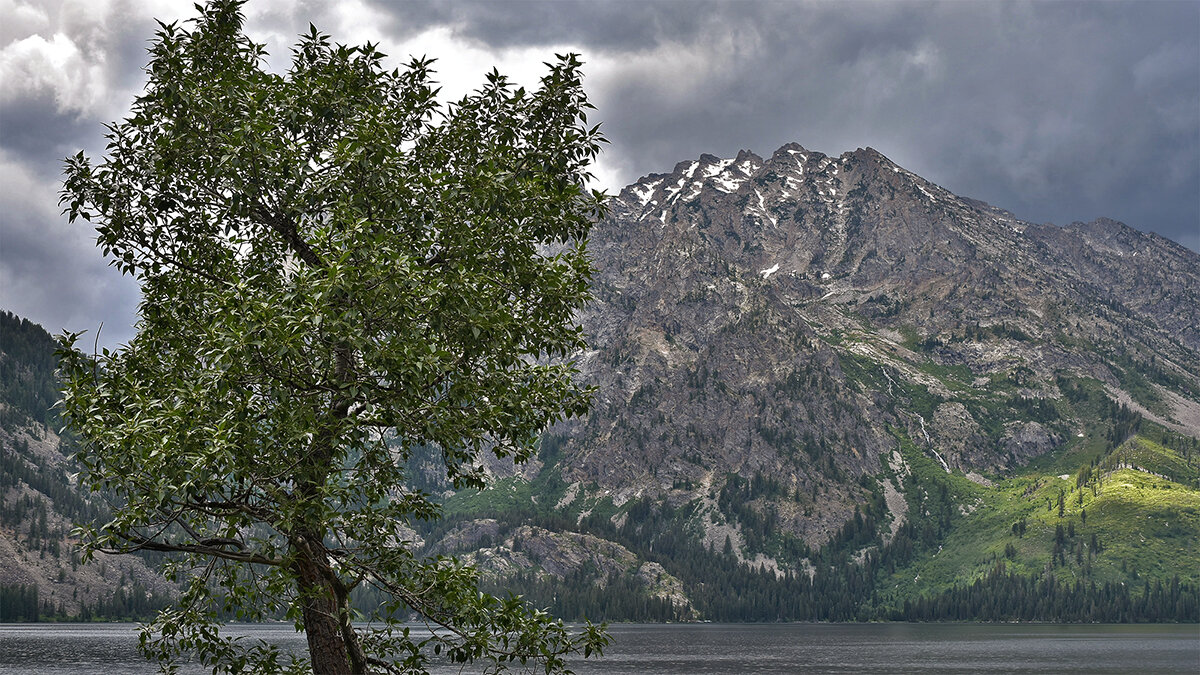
1081, 469, 1200, 584
878, 433, 1200, 608
1108, 437, 1200, 486
442, 467, 571, 520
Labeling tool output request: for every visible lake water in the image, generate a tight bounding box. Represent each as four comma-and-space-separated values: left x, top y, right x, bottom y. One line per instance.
0, 622, 1196, 673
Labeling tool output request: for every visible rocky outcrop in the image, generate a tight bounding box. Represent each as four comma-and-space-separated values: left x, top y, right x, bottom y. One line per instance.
441, 519, 695, 616
1002, 421, 1062, 465
930, 402, 991, 472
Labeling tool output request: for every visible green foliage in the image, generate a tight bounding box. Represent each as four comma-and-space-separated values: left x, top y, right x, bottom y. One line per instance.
1106, 437, 1200, 487
913, 361, 974, 391
486, 570, 688, 623
78, 582, 174, 622
57, 1, 607, 671
835, 351, 885, 392
897, 565, 1198, 622
715, 472, 813, 561
1108, 359, 1166, 416
1079, 469, 1200, 583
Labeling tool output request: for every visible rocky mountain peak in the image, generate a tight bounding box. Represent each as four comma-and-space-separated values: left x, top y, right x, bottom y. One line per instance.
562, 140, 1200, 548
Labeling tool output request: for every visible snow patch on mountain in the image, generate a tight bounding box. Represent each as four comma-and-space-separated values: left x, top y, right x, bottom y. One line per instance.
631, 179, 663, 207
704, 159, 735, 178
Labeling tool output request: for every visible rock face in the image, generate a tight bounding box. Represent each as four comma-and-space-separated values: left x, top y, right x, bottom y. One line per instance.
541, 142, 1200, 551
1002, 421, 1061, 465
436, 519, 695, 617
930, 402, 992, 472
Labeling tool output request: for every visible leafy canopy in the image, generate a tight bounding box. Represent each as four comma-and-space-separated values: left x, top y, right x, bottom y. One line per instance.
58, 1, 607, 672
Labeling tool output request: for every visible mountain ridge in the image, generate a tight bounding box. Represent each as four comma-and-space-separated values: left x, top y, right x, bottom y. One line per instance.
561, 140, 1197, 487
1, 141, 1197, 622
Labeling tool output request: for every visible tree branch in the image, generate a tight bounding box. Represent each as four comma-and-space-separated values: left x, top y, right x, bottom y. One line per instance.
251, 207, 324, 268
108, 531, 285, 566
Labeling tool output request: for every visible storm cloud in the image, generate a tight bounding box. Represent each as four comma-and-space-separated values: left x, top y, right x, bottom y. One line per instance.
1, 0, 1197, 347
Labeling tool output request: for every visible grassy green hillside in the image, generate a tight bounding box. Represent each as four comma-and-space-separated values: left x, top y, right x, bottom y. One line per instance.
874, 424, 1199, 615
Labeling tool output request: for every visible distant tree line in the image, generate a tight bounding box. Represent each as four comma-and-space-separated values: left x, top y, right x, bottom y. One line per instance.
483, 568, 688, 623
0, 584, 39, 622
0, 579, 172, 623
896, 564, 1198, 622
75, 581, 172, 622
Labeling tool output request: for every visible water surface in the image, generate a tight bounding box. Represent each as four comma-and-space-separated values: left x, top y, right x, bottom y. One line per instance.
1, 622, 1196, 673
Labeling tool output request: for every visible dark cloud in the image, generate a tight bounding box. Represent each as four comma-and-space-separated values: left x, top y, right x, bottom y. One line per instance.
0, 91, 93, 172
0, 0, 1196, 347
0, 157, 141, 345
362, 0, 711, 53
575, 1, 1199, 250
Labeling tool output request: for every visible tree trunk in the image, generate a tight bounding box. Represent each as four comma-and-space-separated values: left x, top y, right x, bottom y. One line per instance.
294, 543, 355, 674
293, 313, 365, 672
293, 535, 370, 674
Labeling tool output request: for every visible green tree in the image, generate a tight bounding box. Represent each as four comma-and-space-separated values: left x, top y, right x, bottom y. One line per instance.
58, 1, 607, 672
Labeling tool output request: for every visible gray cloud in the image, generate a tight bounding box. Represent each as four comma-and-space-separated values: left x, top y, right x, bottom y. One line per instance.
362, 0, 711, 53
574, 1, 1199, 249
0, 91, 93, 169
0, 151, 141, 346
0, 0, 1196, 346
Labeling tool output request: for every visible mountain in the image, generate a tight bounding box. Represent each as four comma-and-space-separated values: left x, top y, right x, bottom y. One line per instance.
2, 142, 1197, 623
567, 143, 1198, 497
0, 311, 172, 620
429, 143, 1200, 621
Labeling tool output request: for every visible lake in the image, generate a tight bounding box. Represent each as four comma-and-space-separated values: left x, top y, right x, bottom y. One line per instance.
0, 623, 1196, 673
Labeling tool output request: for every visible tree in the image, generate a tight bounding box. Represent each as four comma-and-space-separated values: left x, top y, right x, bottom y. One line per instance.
58, 1, 607, 672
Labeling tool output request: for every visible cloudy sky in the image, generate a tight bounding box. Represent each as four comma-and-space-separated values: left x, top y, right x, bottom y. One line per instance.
2, 0, 1198, 348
